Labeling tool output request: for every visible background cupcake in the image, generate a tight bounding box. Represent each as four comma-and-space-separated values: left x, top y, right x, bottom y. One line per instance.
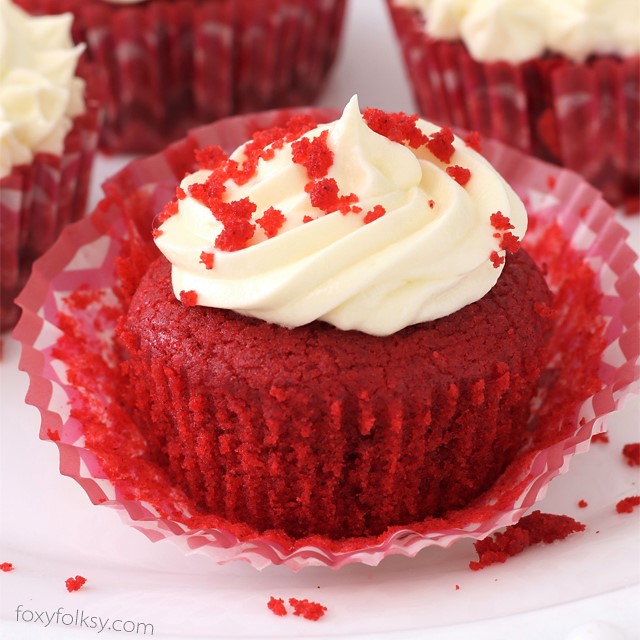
14, 0, 348, 154
386, 0, 640, 210
0, 0, 102, 332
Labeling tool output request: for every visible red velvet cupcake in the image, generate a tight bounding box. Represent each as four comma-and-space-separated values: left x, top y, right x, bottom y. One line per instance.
14, 104, 637, 568
386, 0, 640, 210
112, 97, 552, 540
0, 1, 102, 332
15, 0, 348, 154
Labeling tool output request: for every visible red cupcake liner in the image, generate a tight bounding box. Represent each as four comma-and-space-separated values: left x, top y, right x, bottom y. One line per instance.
13, 109, 640, 570
386, 1, 640, 210
0, 62, 103, 333
15, 0, 347, 155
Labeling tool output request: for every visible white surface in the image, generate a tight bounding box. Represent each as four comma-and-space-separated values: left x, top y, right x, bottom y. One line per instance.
2, 0, 640, 638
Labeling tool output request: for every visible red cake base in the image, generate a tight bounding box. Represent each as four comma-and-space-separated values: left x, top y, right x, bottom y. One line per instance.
116, 249, 552, 539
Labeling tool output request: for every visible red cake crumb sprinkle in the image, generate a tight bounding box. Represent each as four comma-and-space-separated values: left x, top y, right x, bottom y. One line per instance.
267, 597, 287, 617
490, 211, 514, 231
199, 251, 215, 270
464, 131, 482, 152
0, 563, 14, 572
616, 496, 640, 514
179, 290, 198, 307
490, 251, 505, 268
47, 429, 60, 441
591, 432, 609, 444
195, 145, 228, 170
622, 443, 640, 466
305, 178, 358, 214
188, 173, 227, 210
156, 199, 179, 225
65, 576, 87, 592
428, 199, 435, 208
469, 511, 585, 571
426, 127, 456, 164
364, 205, 386, 224
213, 200, 257, 251
446, 165, 471, 186
500, 231, 521, 254
152, 228, 163, 239
257, 207, 286, 238
363, 108, 429, 149
288, 598, 327, 621
291, 130, 334, 179
578, 500, 588, 508
176, 187, 186, 200
303, 215, 314, 224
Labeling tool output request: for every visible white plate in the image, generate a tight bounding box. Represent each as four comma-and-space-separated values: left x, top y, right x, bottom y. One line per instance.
2, 0, 640, 637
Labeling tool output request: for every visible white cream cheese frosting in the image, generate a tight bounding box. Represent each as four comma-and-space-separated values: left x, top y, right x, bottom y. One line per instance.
393, 0, 640, 63
0, 0, 85, 179
155, 96, 527, 336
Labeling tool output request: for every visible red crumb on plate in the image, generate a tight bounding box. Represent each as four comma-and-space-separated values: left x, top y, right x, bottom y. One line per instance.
65, 576, 87, 592
455, 584, 460, 591
616, 496, 640, 514
0, 563, 14, 572
547, 175, 557, 190
46, 429, 60, 441
469, 511, 585, 571
578, 500, 588, 508
622, 443, 640, 467
591, 432, 609, 444
288, 598, 327, 621
267, 597, 287, 617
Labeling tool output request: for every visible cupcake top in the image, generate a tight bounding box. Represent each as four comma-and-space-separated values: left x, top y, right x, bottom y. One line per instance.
0, 0, 85, 178
154, 96, 527, 336
393, 0, 640, 63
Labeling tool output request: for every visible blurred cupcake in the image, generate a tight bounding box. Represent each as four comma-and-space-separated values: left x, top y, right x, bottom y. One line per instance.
0, 0, 102, 332
387, 0, 640, 209
14, 0, 348, 154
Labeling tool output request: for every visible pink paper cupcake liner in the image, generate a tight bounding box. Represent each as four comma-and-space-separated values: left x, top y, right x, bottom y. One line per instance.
15, 0, 347, 155
13, 109, 640, 570
386, 1, 640, 211
0, 62, 103, 333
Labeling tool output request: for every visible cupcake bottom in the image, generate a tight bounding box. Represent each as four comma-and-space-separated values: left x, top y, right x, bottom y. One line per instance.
116, 250, 552, 540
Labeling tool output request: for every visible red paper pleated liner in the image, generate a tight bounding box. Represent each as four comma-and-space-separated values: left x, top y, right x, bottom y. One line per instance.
386, 1, 640, 211
0, 62, 104, 333
13, 109, 640, 570
15, 0, 347, 155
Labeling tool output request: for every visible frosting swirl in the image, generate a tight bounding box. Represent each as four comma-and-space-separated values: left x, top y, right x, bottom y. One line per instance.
155, 96, 527, 336
393, 0, 640, 63
0, 0, 85, 178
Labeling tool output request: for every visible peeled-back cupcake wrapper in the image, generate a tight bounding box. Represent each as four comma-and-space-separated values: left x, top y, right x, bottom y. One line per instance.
15, 0, 347, 154
13, 108, 640, 570
386, 2, 640, 209
0, 63, 103, 333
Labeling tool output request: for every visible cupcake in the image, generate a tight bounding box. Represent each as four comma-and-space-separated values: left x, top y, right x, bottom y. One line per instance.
386, 0, 640, 209
15, 101, 637, 568
14, 0, 348, 154
67, 97, 552, 542
0, 0, 101, 332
